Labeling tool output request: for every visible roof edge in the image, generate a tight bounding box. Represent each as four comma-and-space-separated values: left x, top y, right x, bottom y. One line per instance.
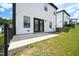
48, 3, 58, 10
57, 10, 70, 16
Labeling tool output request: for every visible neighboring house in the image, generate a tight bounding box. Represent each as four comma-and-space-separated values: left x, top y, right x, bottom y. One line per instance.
0, 25, 1, 32
13, 3, 58, 34
70, 18, 77, 24
0, 25, 3, 32
56, 10, 70, 29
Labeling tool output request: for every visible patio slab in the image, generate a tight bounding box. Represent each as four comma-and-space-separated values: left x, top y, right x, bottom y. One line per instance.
8, 33, 58, 52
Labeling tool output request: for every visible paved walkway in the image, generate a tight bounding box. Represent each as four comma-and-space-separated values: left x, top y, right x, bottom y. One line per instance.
8, 33, 58, 51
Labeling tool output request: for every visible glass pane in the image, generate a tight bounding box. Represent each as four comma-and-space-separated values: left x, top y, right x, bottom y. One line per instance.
40, 21, 43, 31
35, 20, 38, 32
44, 6, 48, 11
49, 22, 52, 28
24, 16, 30, 28
44, 3, 48, 12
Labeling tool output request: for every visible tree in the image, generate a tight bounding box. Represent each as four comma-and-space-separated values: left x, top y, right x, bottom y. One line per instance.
0, 17, 12, 25
0, 17, 12, 33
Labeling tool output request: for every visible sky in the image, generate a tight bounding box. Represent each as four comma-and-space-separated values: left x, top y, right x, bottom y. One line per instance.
54, 3, 79, 22
0, 3, 12, 19
0, 3, 79, 22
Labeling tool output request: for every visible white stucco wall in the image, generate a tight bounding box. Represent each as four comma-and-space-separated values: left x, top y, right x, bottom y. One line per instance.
57, 11, 70, 28
57, 12, 63, 28
64, 13, 70, 24
16, 3, 57, 34
71, 19, 77, 24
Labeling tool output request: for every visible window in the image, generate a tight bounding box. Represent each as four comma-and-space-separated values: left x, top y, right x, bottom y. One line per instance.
54, 12, 56, 15
64, 22, 67, 26
24, 16, 30, 28
44, 6, 48, 12
44, 4, 48, 12
49, 21, 52, 28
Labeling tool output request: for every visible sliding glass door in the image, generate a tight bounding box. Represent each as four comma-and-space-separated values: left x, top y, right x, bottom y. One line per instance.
34, 18, 44, 32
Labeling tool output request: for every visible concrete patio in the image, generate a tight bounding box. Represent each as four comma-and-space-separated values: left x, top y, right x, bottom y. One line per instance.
8, 33, 58, 55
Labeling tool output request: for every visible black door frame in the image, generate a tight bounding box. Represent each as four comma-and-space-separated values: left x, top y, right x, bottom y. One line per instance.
34, 18, 44, 32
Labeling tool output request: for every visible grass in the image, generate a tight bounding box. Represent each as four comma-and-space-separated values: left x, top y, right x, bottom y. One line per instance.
0, 32, 2, 35
0, 34, 4, 50
14, 25, 79, 56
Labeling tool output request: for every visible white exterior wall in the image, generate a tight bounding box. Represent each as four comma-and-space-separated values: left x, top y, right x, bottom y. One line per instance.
64, 13, 70, 24
57, 11, 70, 28
57, 12, 63, 28
71, 19, 77, 24
16, 3, 57, 34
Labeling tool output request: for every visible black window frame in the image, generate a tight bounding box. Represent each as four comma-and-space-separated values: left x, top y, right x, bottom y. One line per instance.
44, 4, 48, 12
49, 21, 52, 28
24, 16, 30, 28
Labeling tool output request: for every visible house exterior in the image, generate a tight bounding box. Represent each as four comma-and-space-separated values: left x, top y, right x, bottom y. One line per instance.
0, 26, 2, 32
13, 3, 58, 34
56, 10, 70, 29
70, 18, 77, 24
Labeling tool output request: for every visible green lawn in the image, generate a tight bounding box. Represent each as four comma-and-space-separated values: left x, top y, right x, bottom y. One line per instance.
14, 25, 79, 56
0, 32, 2, 35
0, 34, 4, 50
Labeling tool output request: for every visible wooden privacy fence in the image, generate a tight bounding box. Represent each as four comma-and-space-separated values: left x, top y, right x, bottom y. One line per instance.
4, 24, 14, 56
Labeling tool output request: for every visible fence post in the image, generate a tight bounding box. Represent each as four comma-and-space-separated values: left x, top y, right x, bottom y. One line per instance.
4, 24, 9, 56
